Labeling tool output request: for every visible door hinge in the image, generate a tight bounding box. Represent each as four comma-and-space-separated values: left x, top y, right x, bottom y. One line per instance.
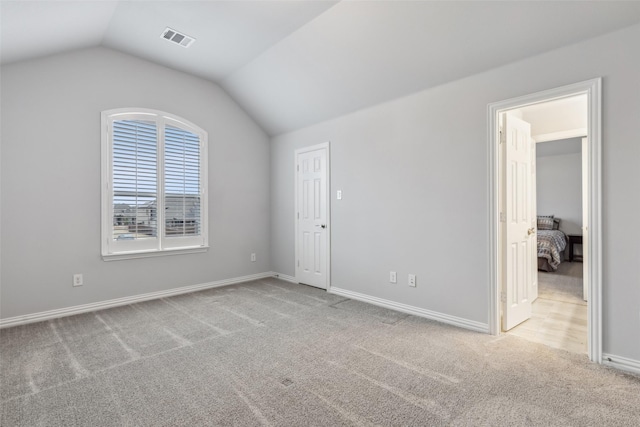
297, 164, 299, 172
500, 292, 507, 303
499, 212, 505, 222
499, 129, 505, 144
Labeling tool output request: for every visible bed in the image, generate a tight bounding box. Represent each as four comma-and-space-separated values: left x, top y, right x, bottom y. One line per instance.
537, 216, 568, 272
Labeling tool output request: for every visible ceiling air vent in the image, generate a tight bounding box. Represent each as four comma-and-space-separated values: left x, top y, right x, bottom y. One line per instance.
161, 27, 195, 48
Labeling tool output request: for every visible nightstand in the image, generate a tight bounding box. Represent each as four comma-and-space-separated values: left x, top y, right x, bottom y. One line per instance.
568, 234, 583, 262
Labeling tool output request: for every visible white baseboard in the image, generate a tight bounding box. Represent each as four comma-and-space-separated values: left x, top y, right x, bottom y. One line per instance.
0, 272, 275, 329
328, 286, 489, 333
271, 272, 297, 284
602, 353, 640, 375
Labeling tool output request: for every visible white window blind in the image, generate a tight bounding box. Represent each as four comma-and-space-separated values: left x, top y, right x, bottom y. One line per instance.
102, 109, 208, 260
164, 125, 201, 238
112, 120, 158, 241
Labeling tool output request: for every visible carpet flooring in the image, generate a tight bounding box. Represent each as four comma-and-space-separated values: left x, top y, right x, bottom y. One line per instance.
2, 277, 640, 426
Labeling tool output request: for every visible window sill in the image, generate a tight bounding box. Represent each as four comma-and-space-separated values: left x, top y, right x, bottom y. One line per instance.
102, 246, 209, 262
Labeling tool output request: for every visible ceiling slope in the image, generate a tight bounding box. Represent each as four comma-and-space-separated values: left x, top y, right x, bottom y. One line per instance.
0, 0, 337, 78
101, 0, 338, 81
2, 1, 640, 136
0, 0, 118, 64
222, 1, 640, 135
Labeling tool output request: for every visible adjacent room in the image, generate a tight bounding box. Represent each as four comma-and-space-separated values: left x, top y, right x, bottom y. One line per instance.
2, 1, 640, 425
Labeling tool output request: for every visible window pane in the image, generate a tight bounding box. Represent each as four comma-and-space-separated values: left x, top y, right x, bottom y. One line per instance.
112, 120, 158, 240
164, 125, 201, 237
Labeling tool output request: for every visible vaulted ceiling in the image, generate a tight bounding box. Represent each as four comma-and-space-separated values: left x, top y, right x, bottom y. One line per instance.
2, 1, 640, 136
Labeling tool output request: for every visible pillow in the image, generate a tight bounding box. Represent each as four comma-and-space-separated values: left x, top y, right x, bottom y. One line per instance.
537, 215, 555, 230
553, 218, 561, 230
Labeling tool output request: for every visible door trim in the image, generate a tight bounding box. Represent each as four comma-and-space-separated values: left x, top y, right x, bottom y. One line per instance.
487, 78, 602, 363
294, 142, 331, 290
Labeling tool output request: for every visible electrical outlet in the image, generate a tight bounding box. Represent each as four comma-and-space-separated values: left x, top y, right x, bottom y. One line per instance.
251, 253, 256, 262
408, 274, 416, 287
73, 274, 83, 287
390, 271, 397, 283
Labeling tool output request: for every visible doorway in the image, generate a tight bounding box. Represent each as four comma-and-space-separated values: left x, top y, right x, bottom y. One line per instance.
488, 79, 602, 363
503, 96, 588, 353
294, 142, 331, 289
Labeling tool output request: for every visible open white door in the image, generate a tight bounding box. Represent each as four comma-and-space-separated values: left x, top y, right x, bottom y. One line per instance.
502, 113, 536, 331
295, 144, 329, 289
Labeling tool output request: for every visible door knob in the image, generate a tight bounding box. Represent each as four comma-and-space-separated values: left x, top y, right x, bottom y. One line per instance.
527, 228, 535, 235
316, 224, 326, 229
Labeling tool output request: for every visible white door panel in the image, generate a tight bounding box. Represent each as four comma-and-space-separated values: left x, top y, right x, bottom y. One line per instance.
502, 113, 535, 331
296, 146, 329, 289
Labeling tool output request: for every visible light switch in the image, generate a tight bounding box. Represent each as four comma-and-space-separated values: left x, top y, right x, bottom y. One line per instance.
337, 190, 342, 200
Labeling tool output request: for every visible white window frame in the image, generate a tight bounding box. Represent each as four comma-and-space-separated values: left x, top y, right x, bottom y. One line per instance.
101, 108, 208, 261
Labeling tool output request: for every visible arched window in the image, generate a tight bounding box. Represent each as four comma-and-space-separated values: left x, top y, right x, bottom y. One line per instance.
101, 108, 208, 260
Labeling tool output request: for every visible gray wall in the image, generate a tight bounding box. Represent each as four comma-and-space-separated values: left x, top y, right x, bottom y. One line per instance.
0, 47, 271, 319
536, 139, 583, 236
270, 24, 640, 361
